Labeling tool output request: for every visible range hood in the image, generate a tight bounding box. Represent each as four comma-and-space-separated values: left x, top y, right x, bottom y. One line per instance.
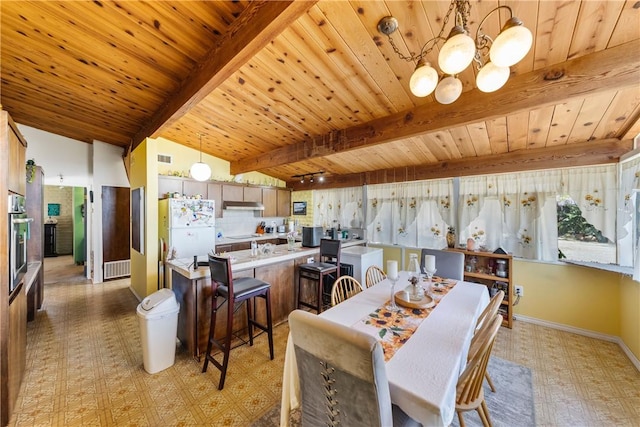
222, 201, 265, 211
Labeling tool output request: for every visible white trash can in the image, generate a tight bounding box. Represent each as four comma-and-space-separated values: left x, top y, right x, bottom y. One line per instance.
136, 288, 180, 374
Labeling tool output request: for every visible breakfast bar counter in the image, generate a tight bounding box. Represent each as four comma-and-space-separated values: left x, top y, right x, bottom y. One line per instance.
167, 240, 366, 360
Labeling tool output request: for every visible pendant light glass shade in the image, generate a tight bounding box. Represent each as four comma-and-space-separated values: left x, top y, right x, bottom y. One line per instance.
409, 60, 438, 97
476, 62, 510, 93
190, 162, 211, 181
190, 134, 212, 181
438, 26, 476, 75
435, 76, 463, 104
489, 18, 533, 67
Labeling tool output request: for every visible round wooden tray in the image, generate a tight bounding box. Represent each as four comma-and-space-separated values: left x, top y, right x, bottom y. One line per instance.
394, 291, 434, 309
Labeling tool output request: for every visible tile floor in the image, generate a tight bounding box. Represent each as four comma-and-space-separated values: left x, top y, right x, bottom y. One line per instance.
8, 256, 640, 426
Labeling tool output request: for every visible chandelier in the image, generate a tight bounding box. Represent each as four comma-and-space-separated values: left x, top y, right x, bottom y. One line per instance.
190, 133, 212, 182
377, 0, 532, 104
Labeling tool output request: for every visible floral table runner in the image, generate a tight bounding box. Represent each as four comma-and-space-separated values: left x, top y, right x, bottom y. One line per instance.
353, 277, 457, 361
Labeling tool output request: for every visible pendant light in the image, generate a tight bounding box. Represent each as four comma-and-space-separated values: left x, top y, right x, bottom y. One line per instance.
377, 0, 532, 103
190, 134, 211, 182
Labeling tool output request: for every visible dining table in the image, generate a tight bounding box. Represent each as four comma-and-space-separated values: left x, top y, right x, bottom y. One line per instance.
280, 271, 490, 426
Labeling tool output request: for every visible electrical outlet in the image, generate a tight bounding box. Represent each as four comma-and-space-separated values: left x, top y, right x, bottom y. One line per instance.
307, 257, 315, 263
515, 285, 524, 297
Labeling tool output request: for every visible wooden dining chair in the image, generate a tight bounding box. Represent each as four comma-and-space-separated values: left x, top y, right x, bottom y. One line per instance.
471, 290, 504, 393
287, 310, 419, 427
456, 314, 502, 427
330, 275, 364, 306
365, 265, 387, 288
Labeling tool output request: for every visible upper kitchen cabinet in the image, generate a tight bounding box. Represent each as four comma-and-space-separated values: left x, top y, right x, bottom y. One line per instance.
182, 180, 207, 198
277, 188, 291, 217
207, 183, 222, 217
243, 186, 262, 203
263, 188, 277, 217
158, 175, 184, 199
222, 184, 243, 202
2, 111, 27, 196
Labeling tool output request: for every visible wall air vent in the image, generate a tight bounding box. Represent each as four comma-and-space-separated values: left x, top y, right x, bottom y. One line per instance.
157, 154, 173, 164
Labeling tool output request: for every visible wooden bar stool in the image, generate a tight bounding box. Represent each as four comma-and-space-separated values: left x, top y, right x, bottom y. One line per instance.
297, 238, 341, 313
202, 254, 274, 390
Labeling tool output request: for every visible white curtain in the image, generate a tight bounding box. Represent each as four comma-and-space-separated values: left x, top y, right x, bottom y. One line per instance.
366, 179, 454, 247
459, 170, 562, 260
619, 157, 640, 269
313, 187, 364, 230
561, 165, 617, 243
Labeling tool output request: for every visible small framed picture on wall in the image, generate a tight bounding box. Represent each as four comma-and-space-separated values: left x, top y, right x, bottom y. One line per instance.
293, 201, 307, 215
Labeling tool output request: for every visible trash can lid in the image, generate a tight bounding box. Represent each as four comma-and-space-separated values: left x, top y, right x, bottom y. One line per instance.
138, 288, 178, 315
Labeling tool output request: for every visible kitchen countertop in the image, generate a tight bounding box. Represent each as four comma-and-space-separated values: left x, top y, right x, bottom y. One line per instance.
167, 239, 367, 280
216, 233, 291, 245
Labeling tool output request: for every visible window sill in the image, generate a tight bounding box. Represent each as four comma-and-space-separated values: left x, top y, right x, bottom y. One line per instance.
564, 260, 632, 276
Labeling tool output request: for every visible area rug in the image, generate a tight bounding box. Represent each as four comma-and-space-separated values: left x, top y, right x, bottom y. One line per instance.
252, 356, 534, 427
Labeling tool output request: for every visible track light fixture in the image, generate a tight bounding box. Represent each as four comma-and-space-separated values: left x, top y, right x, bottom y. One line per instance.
292, 171, 325, 185
377, 0, 532, 103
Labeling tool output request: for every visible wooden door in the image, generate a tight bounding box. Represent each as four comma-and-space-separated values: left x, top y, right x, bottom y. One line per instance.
102, 186, 130, 263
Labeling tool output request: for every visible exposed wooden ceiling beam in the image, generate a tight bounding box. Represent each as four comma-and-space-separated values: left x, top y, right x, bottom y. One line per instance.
287, 138, 632, 190
130, 0, 317, 150
233, 39, 640, 175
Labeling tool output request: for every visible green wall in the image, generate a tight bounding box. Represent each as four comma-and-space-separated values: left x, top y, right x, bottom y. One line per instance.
72, 187, 85, 264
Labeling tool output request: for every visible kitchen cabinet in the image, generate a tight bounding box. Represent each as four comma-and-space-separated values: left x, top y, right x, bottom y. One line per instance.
222, 184, 243, 202
243, 186, 262, 203
450, 249, 513, 328
183, 180, 207, 198
8, 283, 26, 422
207, 182, 222, 217
263, 187, 277, 217
277, 188, 291, 216
158, 175, 184, 198
216, 243, 233, 253
6, 113, 27, 196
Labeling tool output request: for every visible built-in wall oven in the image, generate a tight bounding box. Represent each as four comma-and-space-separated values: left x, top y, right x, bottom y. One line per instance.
8, 194, 32, 294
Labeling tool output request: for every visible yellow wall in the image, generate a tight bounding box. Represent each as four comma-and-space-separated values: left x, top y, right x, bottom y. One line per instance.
620, 275, 640, 360
129, 138, 160, 299
512, 260, 621, 335
291, 190, 314, 226
155, 137, 284, 187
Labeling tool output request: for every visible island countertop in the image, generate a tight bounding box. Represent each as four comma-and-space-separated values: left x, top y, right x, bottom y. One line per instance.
167, 239, 367, 280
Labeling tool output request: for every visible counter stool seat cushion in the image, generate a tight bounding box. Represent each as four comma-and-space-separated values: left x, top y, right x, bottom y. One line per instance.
216, 277, 271, 300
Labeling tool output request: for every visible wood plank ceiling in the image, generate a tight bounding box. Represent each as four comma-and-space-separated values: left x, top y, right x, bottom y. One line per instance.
1, 1, 639, 190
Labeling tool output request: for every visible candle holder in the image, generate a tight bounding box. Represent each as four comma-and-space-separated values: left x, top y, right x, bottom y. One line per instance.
386, 276, 400, 311
424, 267, 437, 297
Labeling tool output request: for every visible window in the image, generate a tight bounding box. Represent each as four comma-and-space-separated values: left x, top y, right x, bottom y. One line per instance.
557, 195, 615, 264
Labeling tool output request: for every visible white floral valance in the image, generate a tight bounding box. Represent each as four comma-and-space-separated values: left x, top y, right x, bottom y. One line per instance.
366, 179, 454, 247
313, 187, 364, 230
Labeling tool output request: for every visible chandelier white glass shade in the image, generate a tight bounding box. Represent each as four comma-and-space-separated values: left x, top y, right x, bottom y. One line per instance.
377, 1, 532, 103
409, 59, 439, 97
438, 26, 476, 75
190, 134, 211, 182
476, 61, 510, 92
435, 76, 463, 104
490, 18, 533, 67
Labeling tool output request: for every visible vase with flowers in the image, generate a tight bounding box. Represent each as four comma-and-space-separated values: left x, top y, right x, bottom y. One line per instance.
287, 231, 297, 251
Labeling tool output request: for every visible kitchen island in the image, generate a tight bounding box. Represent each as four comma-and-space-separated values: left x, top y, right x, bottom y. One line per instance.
167, 239, 366, 360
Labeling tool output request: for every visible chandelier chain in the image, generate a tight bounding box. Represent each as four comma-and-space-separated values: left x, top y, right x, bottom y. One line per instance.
385, 0, 457, 63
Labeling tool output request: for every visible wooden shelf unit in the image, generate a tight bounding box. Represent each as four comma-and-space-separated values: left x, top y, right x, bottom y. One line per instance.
450, 249, 513, 328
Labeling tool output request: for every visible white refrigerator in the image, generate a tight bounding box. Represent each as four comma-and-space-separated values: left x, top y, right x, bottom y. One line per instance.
159, 199, 216, 260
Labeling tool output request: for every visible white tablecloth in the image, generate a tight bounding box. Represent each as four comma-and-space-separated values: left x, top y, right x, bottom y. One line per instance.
280, 272, 490, 426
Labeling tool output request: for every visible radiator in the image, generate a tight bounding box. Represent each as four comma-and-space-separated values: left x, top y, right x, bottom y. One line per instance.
104, 260, 131, 280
